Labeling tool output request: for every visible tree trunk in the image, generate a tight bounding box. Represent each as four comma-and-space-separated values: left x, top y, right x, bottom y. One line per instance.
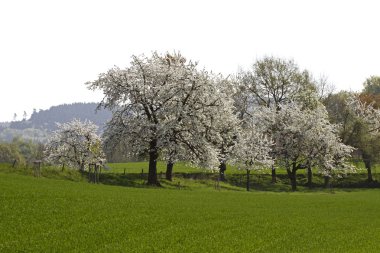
290, 172, 297, 191
95, 164, 100, 183
271, 165, 276, 183
364, 159, 373, 182
88, 165, 92, 182
246, 169, 250, 191
166, 161, 174, 181
307, 164, 312, 187
287, 163, 297, 191
219, 162, 227, 181
324, 176, 330, 188
147, 139, 160, 186
80, 162, 85, 173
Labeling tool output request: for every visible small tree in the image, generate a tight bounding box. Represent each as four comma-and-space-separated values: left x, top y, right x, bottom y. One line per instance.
11, 137, 44, 166
44, 119, 105, 171
0, 143, 25, 166
231, 121, 273, 191
303, 110, 355, 187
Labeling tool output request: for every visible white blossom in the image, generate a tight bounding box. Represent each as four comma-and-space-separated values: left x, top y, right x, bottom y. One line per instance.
230, 120, 274, 171
44, 119, 105, 170
255, 102, 354, 182
88, 52, 237, 183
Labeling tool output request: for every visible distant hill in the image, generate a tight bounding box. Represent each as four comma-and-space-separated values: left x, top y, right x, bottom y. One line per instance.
9, 103, 112, 131
0, 103, 112, 142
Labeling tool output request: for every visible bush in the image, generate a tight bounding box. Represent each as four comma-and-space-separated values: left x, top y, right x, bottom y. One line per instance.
0, 143, 25, 165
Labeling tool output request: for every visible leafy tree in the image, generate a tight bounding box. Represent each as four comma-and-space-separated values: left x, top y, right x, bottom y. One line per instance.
44, 119, 105, 171
237, 56, 317, 109
363, 76, 380, 95
359, 93, 380, 109
256, 103, 353, 190
236, 57, 319, 183
88, 52, 234, 185
360, 76, 380, 109
325, 91, 380, 182
0, 137, 45, 167
11, 137, 44, 165
230, 120, 273, 191
346, 95, 380, 182
103, 137, 130, 163
0, 142, 25, 165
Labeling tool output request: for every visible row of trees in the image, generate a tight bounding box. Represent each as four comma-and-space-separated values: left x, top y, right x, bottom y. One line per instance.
42, 52, 380, 191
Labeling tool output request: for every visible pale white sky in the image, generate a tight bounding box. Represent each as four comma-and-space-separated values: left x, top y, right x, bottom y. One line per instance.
0, 0, 379, 122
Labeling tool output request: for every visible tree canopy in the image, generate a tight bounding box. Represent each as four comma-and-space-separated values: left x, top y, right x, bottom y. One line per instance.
87, 52, 237, 185
44, 119, 105, 171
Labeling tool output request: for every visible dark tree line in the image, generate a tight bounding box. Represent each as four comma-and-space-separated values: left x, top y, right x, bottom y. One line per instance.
8, 103, 112, 132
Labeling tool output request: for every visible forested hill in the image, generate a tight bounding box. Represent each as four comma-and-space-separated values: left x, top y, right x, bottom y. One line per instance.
9, 103, 112, 131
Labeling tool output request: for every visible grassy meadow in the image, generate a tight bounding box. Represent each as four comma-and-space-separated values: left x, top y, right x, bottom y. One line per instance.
0, 162, 380, 252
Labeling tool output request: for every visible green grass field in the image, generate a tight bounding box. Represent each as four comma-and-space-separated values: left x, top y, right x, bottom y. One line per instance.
1, 162, 380, 252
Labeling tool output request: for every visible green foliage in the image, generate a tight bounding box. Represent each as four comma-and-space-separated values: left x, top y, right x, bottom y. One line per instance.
324, 91, 380, 180
323, 91, 351, 125
1, 172, 380, 252
12, 137, 44, 162
363, 76, 380, 94
0, 143, 25, 165
0, 137, 45, 166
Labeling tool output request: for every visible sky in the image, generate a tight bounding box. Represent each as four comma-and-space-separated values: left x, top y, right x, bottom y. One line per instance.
0, 0, 379, 122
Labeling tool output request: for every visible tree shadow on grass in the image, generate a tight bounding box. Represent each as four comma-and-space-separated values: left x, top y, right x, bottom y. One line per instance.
97, 173, 149, 188
11, 163, 374, 192
98, 172, 195, 189
97, 171, 379, 192
226, 173, 293, 192
223, 173, 379, 193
